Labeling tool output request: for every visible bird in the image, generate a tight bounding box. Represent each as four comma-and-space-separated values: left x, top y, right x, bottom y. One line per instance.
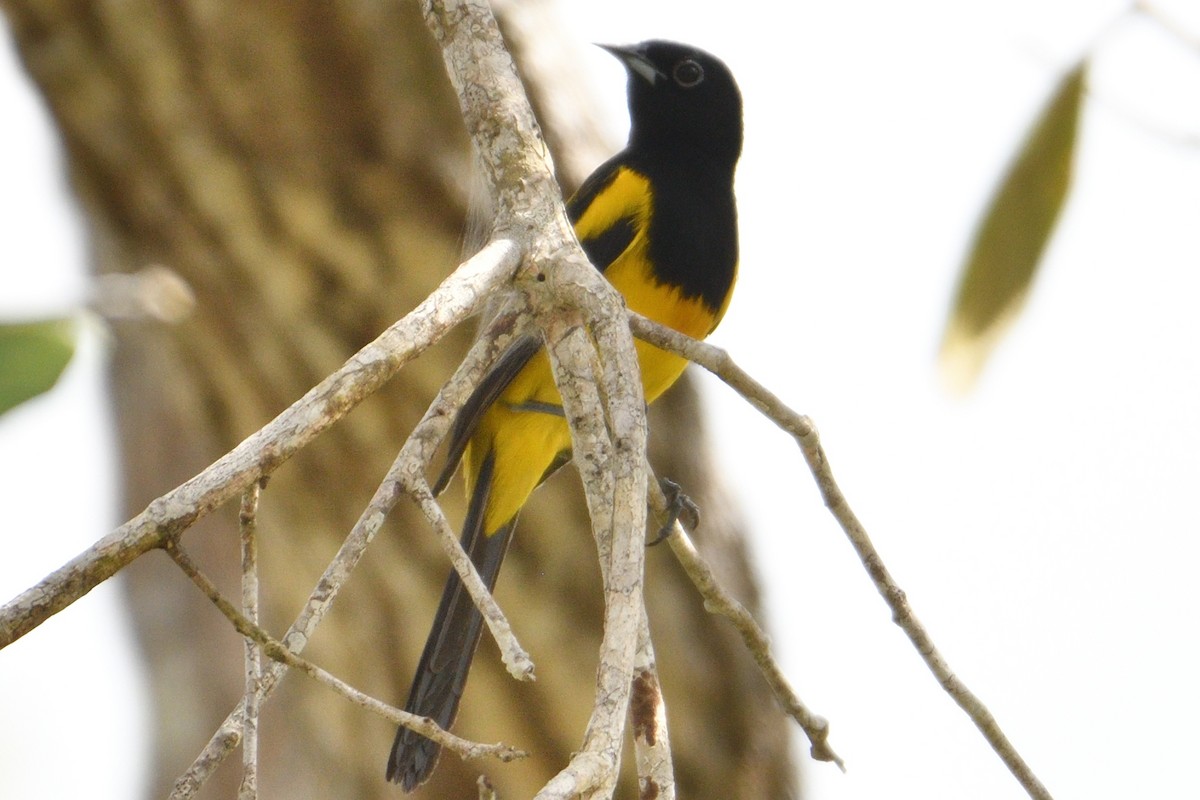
387, 39, 743, 790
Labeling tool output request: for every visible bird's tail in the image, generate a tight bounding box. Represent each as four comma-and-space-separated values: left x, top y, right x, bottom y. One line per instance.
386, 451, 514, 790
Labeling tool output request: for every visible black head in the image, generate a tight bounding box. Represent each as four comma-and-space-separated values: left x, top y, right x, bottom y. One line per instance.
600, 40, 743, 172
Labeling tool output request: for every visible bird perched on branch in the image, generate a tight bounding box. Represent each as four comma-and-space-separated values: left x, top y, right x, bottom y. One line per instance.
387, 39, 743, 790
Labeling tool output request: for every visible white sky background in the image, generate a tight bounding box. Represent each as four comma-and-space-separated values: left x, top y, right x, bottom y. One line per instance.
2, 1, 1199, 798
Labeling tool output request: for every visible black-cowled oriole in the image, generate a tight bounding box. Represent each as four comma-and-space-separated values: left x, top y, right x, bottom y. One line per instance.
387, 40, 743, 790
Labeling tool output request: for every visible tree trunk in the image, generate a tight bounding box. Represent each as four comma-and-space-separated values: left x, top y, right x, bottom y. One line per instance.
2, 1, 798, 797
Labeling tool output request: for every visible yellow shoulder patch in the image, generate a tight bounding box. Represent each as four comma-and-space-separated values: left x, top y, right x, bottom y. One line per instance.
572, 166, 652, 243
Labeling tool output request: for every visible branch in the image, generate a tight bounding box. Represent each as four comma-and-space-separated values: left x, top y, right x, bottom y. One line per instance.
164, 541, 524, 769
175, 304, 545, 792
630, 312, 1054, 800
237, 481, 263, 800
404, 475, 535, 680
425, 2, 649, 797
535, 318, 647, 800
646, 475, 842, 770
1137, 1, 1200, 52
0, 238, 520, 650
166, 242, 522, 794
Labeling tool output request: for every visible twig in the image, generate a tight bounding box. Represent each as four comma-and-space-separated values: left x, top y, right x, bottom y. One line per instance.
163, 539, 525, 767
404, 477, 535, 680
385, 299, 538, 681
0, 238, 521, 651
630, 312, 1053, 800
1068, 5, 1200, 149
646, 475, 842, 769
169, 241, 521, 796
237, 481, 263, 800
1137, 1, 1200, 52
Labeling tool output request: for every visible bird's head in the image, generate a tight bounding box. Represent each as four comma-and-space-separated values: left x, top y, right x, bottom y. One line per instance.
600, 40, 743, 169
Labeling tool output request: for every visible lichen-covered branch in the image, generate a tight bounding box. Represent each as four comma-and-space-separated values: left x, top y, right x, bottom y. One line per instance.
164, 541, 524, 772
164, 240, 520, 795
237, 482, 263, 800
646, 474, 842, 770
631, 311, 1054, 800
424, 1, 650, 797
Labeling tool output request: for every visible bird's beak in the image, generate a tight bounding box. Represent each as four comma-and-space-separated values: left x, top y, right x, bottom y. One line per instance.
597, 43, 662, 85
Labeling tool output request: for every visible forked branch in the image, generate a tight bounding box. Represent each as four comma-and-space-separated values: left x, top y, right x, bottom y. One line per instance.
631, 312, 1054, 800
165, 539, 525, 768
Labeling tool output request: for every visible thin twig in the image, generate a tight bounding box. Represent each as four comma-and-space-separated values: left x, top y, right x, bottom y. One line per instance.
392, 301, 537, 680
168, 241, 522, 797
1137, 1, 1200, 52
645, 475, 842, 769
405, 477, 535, 680
630, 312, 1053, 800
164, 539, 525, 766
237, 481, 263, 800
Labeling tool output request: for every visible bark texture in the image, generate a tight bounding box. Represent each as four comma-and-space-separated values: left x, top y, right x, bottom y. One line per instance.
1, 1, 798, 797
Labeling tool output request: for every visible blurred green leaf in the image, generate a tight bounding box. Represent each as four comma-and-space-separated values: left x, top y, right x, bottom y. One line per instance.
940, 61, 1087, 393
0, 317, 78, 416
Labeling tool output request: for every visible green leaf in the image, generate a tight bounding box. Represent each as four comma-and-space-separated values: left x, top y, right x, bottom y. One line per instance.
940, 61, 1087, 393
0, 317, 78, 416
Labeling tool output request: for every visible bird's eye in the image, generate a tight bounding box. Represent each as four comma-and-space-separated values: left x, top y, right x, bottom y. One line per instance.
672, 59, 704, 88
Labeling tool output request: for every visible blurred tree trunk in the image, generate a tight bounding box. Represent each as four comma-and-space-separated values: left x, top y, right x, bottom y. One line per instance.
1, 1, 799, 797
